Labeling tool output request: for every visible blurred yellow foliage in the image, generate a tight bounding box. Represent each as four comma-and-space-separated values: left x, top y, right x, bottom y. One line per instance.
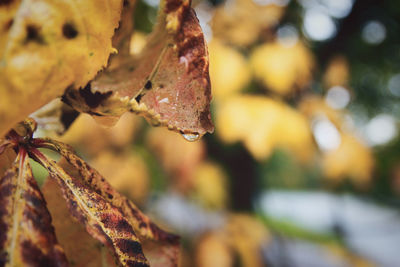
59, 112, 142, 156
208, 40, 250, 99
146, 127, 205, 191
211, 0, 285, 46
225, 214, 270, 267
250, 41, 314, 96
216, 95, 314, 161
195, 232, 233, 267
323, 55, 350, 88
298, 96, 374, 186
322, 134, 374, 186
191, 161, 229, 210
90, 150, 150, 204
299, 96, 344, 128
195, 214, 269, 267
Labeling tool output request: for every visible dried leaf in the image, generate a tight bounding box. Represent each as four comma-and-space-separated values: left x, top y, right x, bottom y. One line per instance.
41, 177, 117, 267
0, 149, 68, 267
63, 0, 213, 137
0, 0, 124, 137
29, 147, 149, 267
34, 138, 180, 266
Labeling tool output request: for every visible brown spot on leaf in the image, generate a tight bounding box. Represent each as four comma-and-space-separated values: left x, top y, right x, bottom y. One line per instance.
135, 94, 143, 103
115, 239, 143, 257
100, 213, 133, 234
79, 84, 112, 109
62, 23, 78, 39
144, 81, 152, 90
25, 25, 44, 44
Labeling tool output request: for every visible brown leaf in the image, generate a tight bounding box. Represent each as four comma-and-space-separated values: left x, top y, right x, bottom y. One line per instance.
41, 177, 117, 267
0, 148, 68, 267
29, 147, 149, 267
34, 138, 180, 266
63, 0, 213, 137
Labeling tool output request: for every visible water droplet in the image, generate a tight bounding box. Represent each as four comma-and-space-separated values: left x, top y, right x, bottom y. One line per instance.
182, 133, 200, 142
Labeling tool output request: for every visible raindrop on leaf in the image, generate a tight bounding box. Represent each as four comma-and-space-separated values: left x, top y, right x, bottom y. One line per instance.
181, 133, 200, 142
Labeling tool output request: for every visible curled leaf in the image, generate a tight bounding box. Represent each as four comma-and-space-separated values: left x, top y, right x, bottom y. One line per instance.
63, 0, 213, 137
29, 148, 149, 267
34, 138, 180, 266
0, 149, 68, 267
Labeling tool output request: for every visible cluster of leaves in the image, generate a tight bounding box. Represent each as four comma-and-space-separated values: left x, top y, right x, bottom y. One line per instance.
0, 0, 214, 266
1, 119, 179, 266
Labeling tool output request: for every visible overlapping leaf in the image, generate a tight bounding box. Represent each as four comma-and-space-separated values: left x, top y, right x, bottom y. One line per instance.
29, 147, 149, 267
63, 0, 213, 137
0, 149, 68, 267
34, 138, 180, 266
0, 0, 124, 137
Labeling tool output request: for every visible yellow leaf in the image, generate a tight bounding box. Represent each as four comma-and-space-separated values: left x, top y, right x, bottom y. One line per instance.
191, 161, 229, 210
322, 134, 374, 186
250, 41, 314, 95
211, 0, 285, 46
0, 0, 124, 137
195, 232, 232, 267
226, 214, 270, 267
216, 95, 314, 161
209, 40, 250, 99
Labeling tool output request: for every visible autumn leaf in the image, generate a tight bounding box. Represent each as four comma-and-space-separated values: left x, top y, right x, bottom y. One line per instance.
29, 147, 149, 267
0, 148, 68, 267
0, 0, 124, 137
63, 0, 213, 138
33, 138, 180, 266
41, 177, 117, 267
250, 41, 314, 96
216, 95, 314, 161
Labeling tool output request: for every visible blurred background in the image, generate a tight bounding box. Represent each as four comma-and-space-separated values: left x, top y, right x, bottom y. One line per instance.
34, 0, 400, 266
